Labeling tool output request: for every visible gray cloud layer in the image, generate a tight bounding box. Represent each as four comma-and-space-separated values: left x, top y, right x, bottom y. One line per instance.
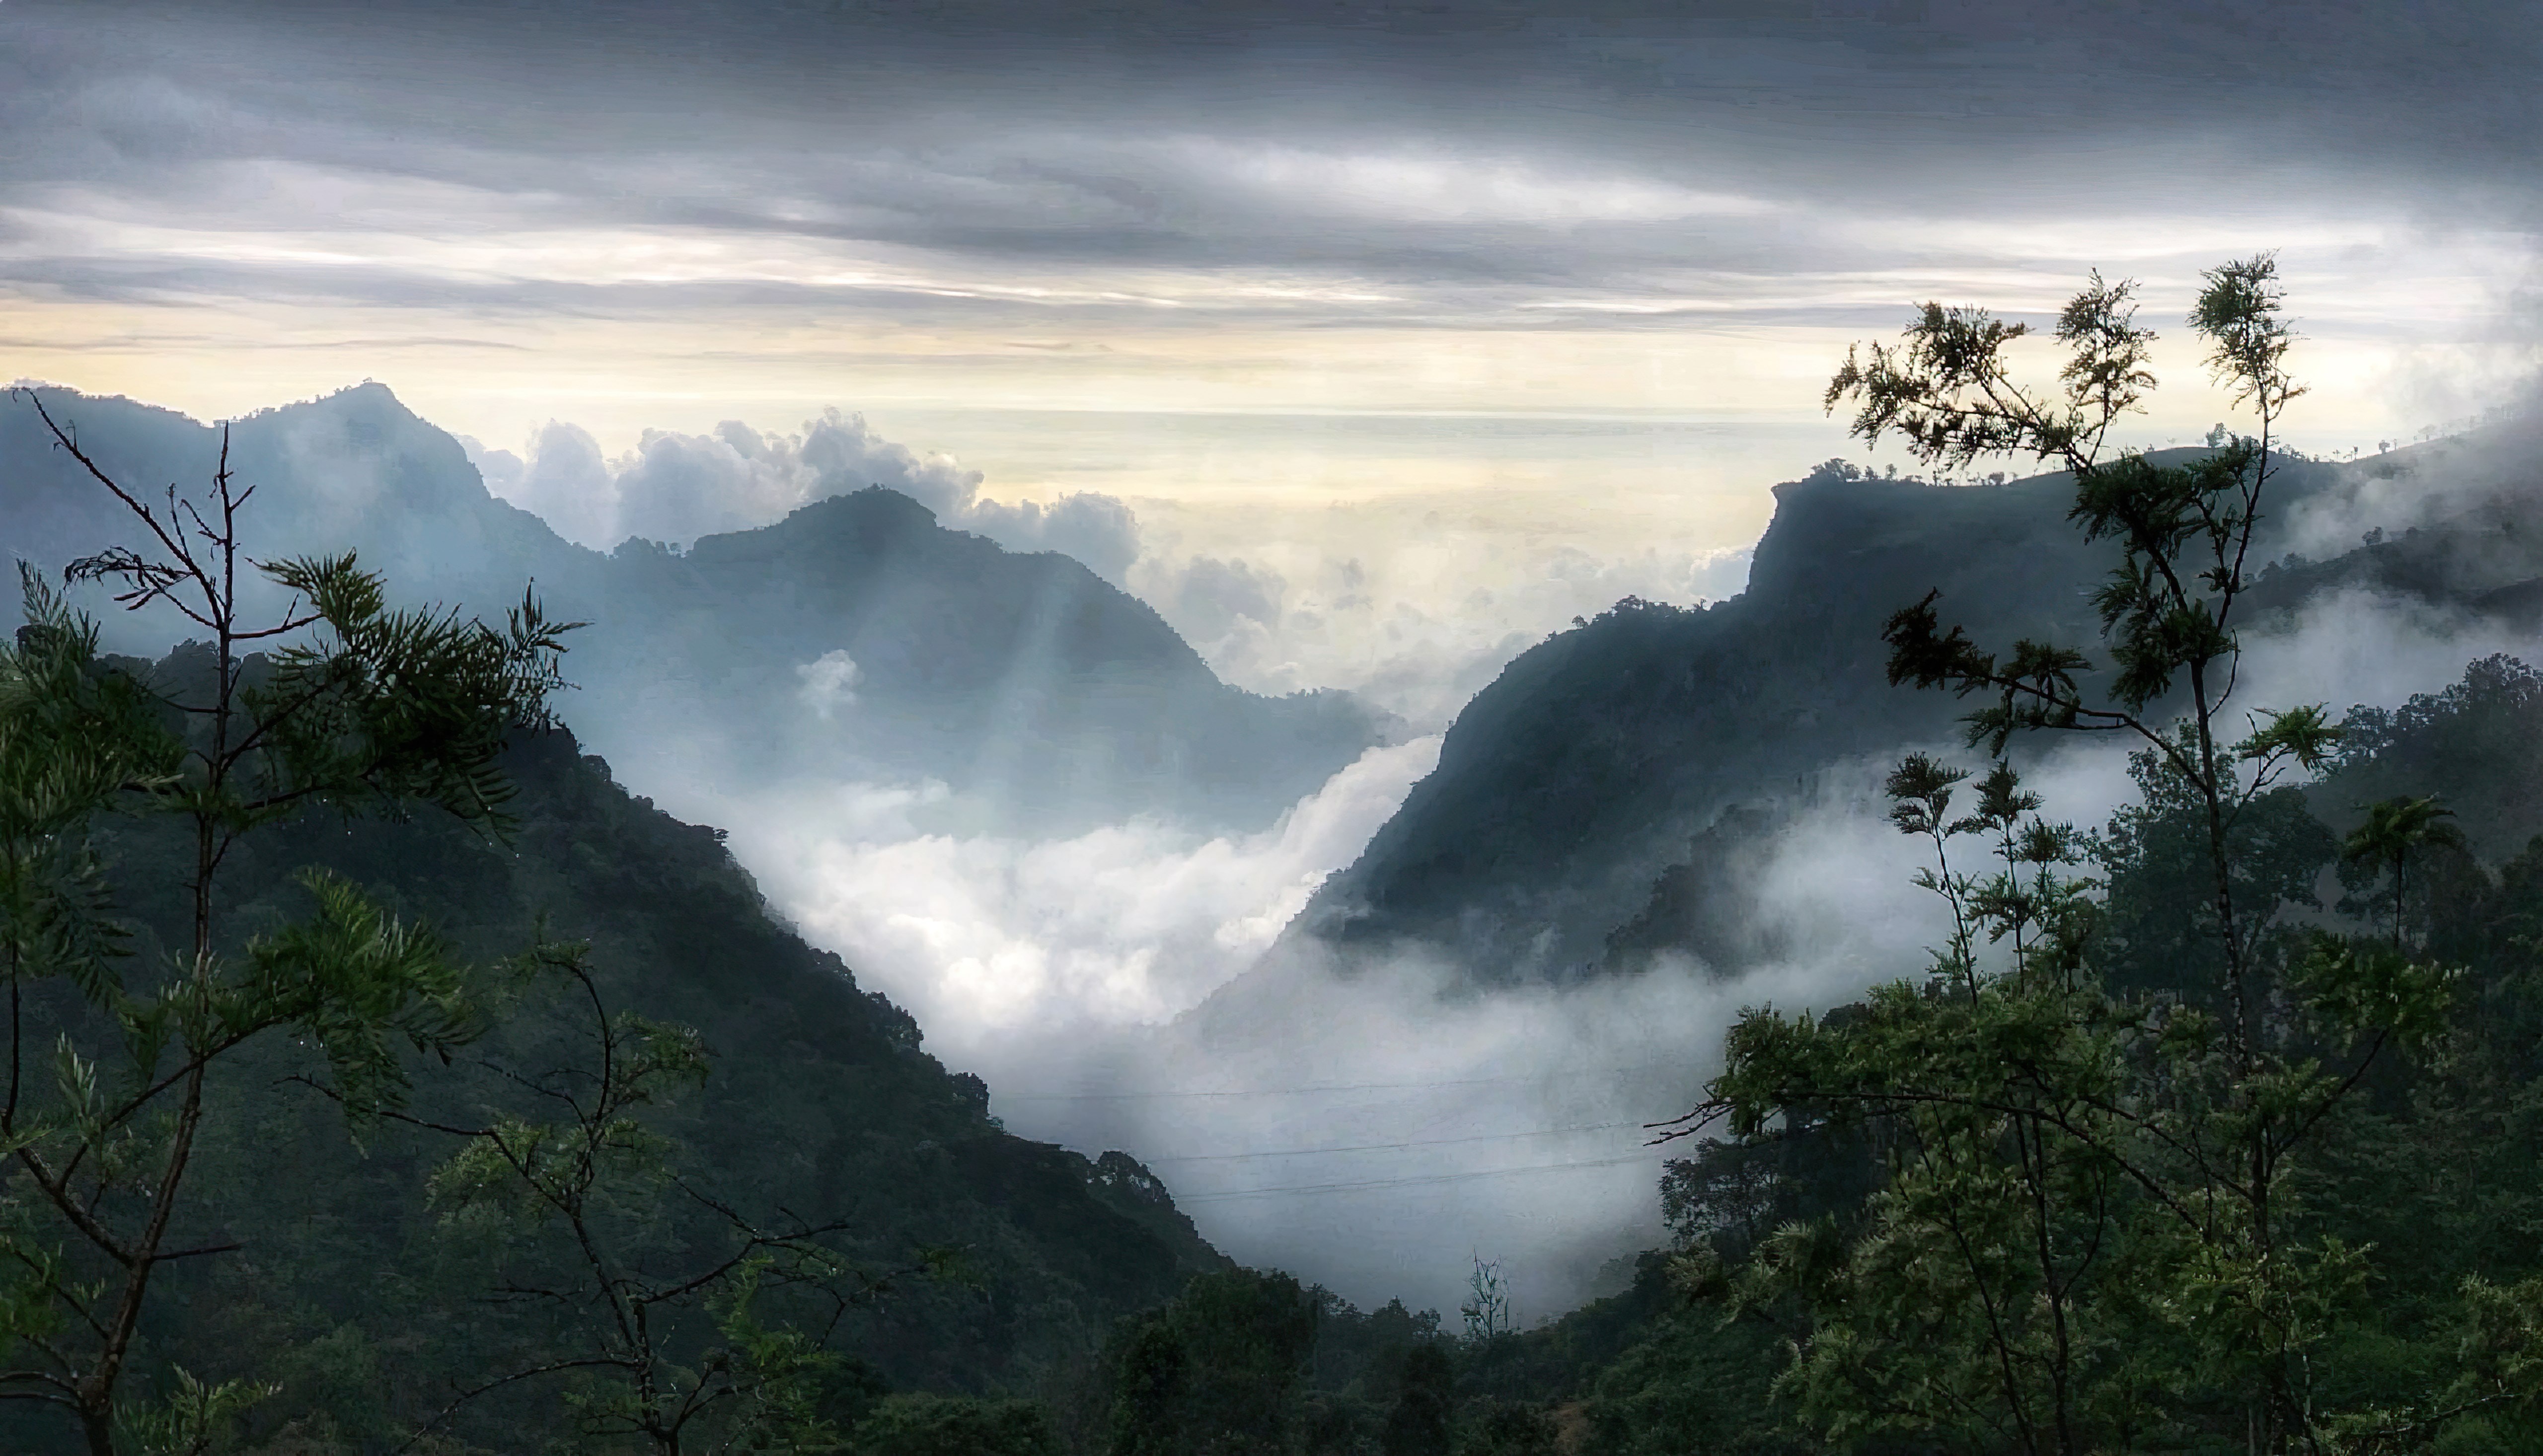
2, 0, 2535, 348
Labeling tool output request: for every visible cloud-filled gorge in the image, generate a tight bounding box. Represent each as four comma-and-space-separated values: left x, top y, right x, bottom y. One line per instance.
430, 395, 2543, 1316
8, 3, 2543, 1445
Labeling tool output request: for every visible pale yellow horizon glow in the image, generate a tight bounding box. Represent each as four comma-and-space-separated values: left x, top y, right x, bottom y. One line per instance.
3, 149, 2530, 481
1, 297, 2509, 478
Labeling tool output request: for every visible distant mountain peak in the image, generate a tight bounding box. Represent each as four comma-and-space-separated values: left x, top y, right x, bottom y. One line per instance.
2, 384, 1387, 838
795, 482, 944, 530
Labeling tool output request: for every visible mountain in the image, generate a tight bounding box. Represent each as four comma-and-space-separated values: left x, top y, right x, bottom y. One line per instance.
3, 683, 1227, 1449
0, 384, 1388, 834
1468, 648, 2543, 1454
1281, 435, 2543, 986
1281, 460, 2128, 983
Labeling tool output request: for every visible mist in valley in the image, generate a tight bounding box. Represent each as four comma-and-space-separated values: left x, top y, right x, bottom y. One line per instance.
5, 0, 2542, 1446
6, 362, 2539, 1342
197, 392, 2543, 1319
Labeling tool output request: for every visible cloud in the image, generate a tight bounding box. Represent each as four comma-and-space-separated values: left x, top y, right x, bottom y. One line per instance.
1136, 538, 1754, 729
457, 408, 1143, 576
795, 650, 862, 720
2269, 407, 2543, 568
971, 747, 1963, 1315
466, 421, 614, 546
1168, 556, 1286, 641
718, 736, 1442, 1043
2239, 585, 2543, 723
965, 491, 1142, 582
3, 4, 2536, 383
611, 423, 815, 544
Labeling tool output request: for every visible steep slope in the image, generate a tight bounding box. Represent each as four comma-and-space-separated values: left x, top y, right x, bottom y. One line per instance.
1288, 462, 2122, 981
4, 695, 1227, 1449
1471, 653, 2543, 1454
1282, 442, 2543, 986
0, 384, 1385, 833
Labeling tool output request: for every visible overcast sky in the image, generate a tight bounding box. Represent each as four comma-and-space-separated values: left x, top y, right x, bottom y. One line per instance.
2, 0, 2535, 452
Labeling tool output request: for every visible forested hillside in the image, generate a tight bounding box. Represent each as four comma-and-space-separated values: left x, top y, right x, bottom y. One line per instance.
1294, 426, 2543, 988
1453, 650, 2543, 1456
0, 663, 1229, 1450
1286, 455, 2229, 982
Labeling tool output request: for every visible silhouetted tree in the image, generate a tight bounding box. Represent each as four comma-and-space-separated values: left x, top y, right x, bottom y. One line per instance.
2342, 795, 2468, 947
0, 389, 571, 1453
359, 941, 899, 1454
1675, 258, 2476, 1453
1379, 1343, 1452, 1456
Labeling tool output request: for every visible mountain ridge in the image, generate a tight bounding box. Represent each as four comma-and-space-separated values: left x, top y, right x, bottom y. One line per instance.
0, 382, 1388, 835
1274, 436, 2543, 987
0, 646, 1233, 1447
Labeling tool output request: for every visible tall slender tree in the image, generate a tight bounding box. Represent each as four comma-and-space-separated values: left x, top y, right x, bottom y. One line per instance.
2341, 796, 2468, 949
1673, 260, 2465, 1453
0, 389, 572, 1452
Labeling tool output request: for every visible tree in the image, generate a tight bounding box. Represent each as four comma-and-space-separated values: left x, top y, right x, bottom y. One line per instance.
849, 1392, 1059, 1456
0, 390, 572, 1453
2097, 750, 2336, 1001
1378, 1343, 1452, 1456
1461, 1256, 1512, 1344
1461, 1399, 1560, 1456
1106, 1316, 1190, 1456
2341, 796, 2468, 948
1105, 1269, 1317, 1456
1692, 759, 2141, 1455
372, 940, 901, 1454
1673, 259, 2468, 1453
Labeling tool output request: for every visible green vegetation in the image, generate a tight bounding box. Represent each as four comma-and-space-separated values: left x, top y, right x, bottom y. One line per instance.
1591, 261, 2543, 1454
12, 259, 2543, 1454
0, 396, 1225, 1452
1, 392, 572, 1452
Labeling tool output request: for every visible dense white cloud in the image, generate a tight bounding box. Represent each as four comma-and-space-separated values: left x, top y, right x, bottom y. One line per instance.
459, 408, 1142, 577
1166, 556, 1286, 641
2240, 586, 2542, 722
716, 736, 1441, 1042
664, 730, 1935, 1313
1136, 537, 1753, 728
794, 650, 862, 720
937, 747, 1959, 1314
2270, 408, 2543, 568
462, 422, 614, 547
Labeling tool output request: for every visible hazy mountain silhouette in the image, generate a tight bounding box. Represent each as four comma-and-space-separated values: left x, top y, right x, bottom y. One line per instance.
0, 384, 1389, 834
1277, 433, 2543, 987
32, 695, 1228, 1438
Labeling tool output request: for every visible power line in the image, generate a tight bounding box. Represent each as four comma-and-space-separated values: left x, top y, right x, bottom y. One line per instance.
1144, 1120, 1645, 1165
1178, 1152, 1662, 1204
995, 1062, 1694, 1102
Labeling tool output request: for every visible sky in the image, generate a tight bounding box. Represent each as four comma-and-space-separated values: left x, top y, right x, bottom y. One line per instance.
5, 0, 2537, 716
6, 0, 2542, 1311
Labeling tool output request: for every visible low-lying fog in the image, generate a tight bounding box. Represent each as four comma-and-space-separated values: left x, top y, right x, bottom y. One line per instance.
472, 404, 2543, 1319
